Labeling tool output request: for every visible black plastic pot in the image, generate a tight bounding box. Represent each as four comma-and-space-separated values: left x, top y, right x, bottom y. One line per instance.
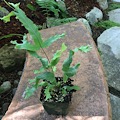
42, 101, 70, 116
40, 77, 74, 115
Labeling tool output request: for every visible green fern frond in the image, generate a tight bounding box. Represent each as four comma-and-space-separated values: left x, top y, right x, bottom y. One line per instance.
36, 0, 68, 18
47, 17, 77, 27
94, 20, 120, 29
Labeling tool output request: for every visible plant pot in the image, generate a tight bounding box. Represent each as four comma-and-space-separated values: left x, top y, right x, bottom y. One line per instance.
40, 77, 76, 115
42, 101, 70, 115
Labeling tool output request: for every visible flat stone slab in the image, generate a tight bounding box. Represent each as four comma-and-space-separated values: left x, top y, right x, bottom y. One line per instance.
2, 22, 111, 120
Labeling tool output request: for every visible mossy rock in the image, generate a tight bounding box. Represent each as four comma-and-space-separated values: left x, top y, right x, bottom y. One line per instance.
0, 44, 26, 72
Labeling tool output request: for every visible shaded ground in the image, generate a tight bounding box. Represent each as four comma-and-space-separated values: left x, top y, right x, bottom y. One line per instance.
0, 70, 21, 115
64, 0, 101, 17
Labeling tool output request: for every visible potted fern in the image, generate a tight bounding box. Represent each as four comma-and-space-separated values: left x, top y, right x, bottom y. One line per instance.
1, 2, 91, 116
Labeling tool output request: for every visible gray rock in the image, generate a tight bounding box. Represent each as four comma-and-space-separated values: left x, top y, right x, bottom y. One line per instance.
56, 0, 66, 11
12, 88, 17, 95
97, 0, 108, 10
97, 27, 120, 92
77, 18, 92, 35
0, 115, 3, 119
0, 81, 11, 94
98, 27, 120, 59
108, 9, 120, 24
2, 103, 10, 115
0, 7, 9, 17
110, 94, 120, 120
86, 7, 103, 25
17, 71, 23, 76
0, 44, 26, 72
14, 80, 19, 87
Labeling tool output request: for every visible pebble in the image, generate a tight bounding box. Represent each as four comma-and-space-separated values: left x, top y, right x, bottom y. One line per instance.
14, 80, 19, 87
12, 88, 17, 95
2, 103, 10, 114
0, 7, 9, 17
0, 115, 3, 119
0, 81, 11, 92
17, 71, 23, 76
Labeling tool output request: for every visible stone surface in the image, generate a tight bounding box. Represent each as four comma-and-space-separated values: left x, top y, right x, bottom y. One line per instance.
12, 88, 17, 95
97, 0, 108, 10
97, 27, 120, 59
0, 44, 26, 72
2, 22, 111, 120
110, 94, 120, 120
111, 0, 120, 2
0, 81, 11, 94
2, 103, 10, 115
108, 9, 120, 24
86, 7, 103, 25
56, 0, 66, 11
77, 18, 92, 35
14, 80, 19, 87
0, 115, 3, 120
17, 71, 23, 76
97, 27, 120, 92
0, 7, 9, 17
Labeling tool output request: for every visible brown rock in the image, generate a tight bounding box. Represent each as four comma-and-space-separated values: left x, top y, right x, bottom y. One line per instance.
2, 22, 111, 120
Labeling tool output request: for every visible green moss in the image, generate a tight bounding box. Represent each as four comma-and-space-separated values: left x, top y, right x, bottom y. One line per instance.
94, 20, 120, 29
47, 17, 77, 28
107, 3, 120, 11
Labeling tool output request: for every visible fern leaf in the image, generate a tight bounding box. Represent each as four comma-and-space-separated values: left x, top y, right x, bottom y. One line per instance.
42, 33, 65, 48
9, 3, 43, 51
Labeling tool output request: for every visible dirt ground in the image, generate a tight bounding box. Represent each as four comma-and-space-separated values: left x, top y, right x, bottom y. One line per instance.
64, 0, 101, 17
0, 0, 104, 47
0, 0, 46, 47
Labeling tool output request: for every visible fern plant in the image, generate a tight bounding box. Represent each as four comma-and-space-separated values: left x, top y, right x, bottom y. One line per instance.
1, 2, 91, 102
36, 0, 77, 28
36, 0, 68, 18
47, 17, 77, 28
94, 20, 120, 29
107, 3, 120, 11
